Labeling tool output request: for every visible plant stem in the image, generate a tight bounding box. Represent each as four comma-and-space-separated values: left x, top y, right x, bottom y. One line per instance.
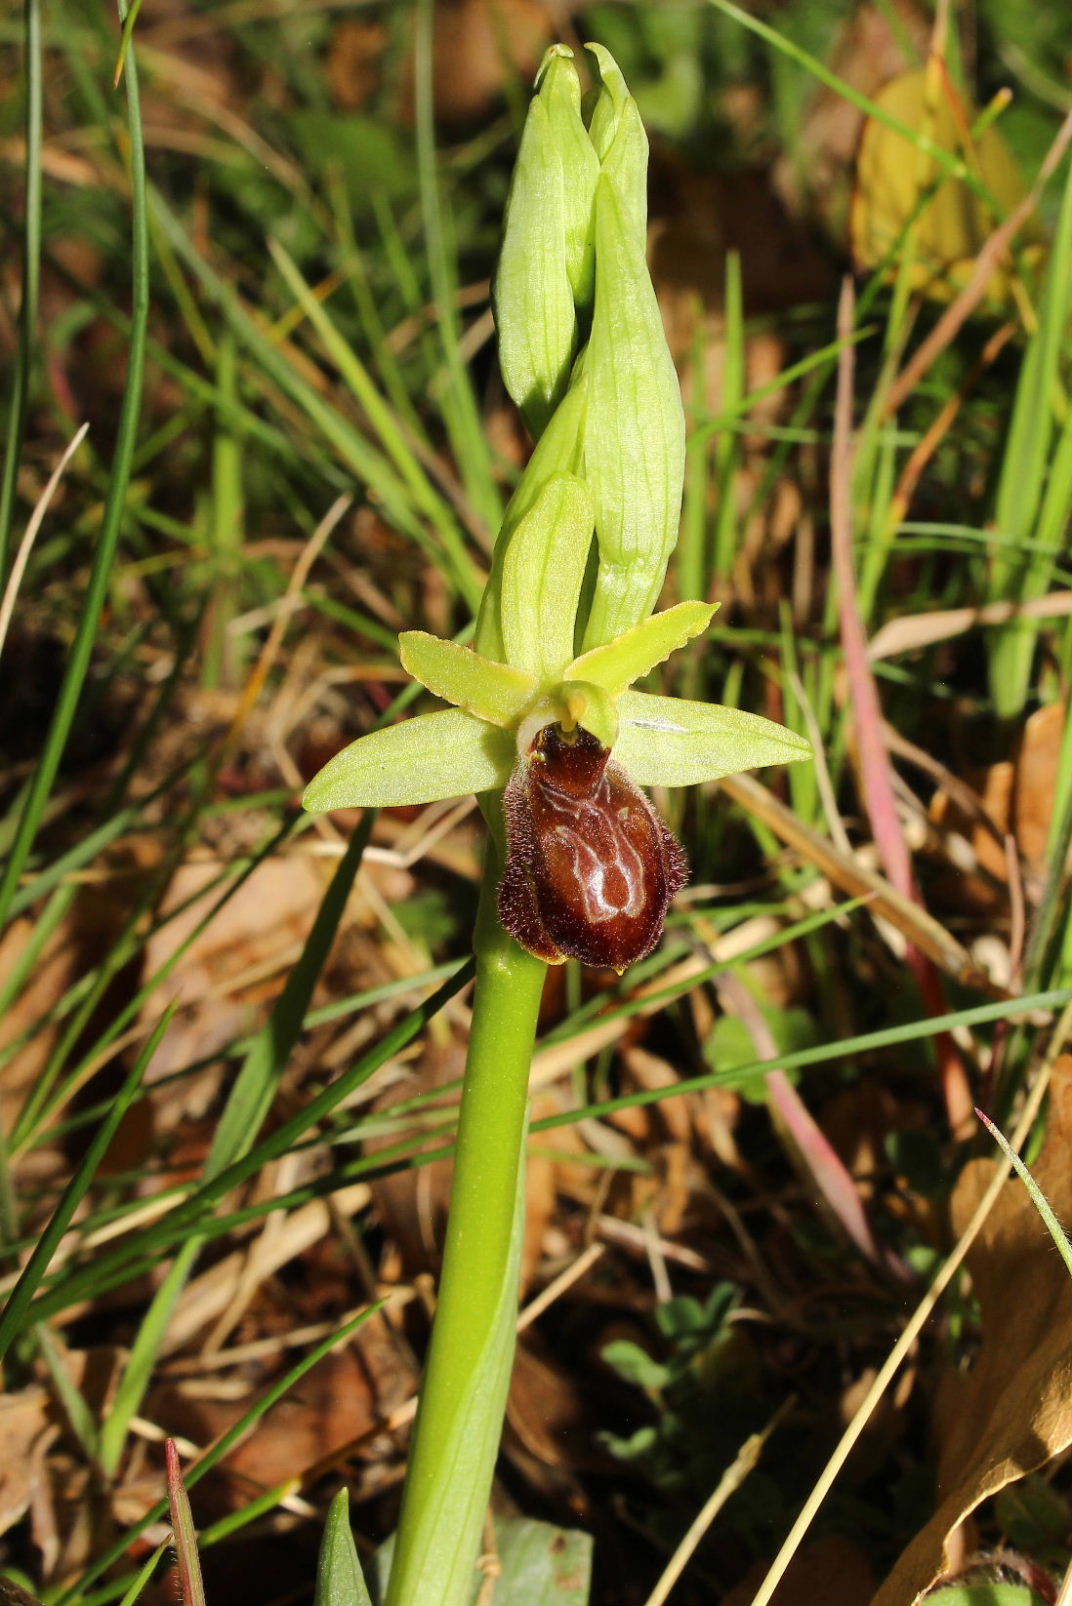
386, 857, 546, 1606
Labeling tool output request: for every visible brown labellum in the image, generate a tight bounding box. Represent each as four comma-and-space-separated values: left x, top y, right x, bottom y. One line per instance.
498, 722, 689, 972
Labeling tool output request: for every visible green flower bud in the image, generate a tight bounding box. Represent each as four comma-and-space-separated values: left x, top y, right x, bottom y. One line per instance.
580, 171, 685, 649
586, 42, 648, 249
494, 46, 598, 437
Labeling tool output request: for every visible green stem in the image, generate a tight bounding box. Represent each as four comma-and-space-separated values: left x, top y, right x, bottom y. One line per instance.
386, 859, 546, 1606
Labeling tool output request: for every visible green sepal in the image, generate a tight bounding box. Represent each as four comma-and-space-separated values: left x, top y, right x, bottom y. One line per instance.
399, 632, 536, 727
580, 174, 686, 651
567, 601, 717, 694
302, 709, 515, 811
613, 690, 813, 787
499, 474, 595, 682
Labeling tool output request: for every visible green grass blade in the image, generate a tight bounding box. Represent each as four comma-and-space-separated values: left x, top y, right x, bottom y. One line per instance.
0, 0, 43, 580
0, 0, 148, 935
56, 1304, 381, 1606
0, 1004, 172, 1366
533, 988, 1072, 1135
18, 964, 473, 1330
268, 238, 482, 608
987, 145, 1072, 715
165, 1439, 207, 1606
97, 817, 373, 1473
412, 0, 501, 535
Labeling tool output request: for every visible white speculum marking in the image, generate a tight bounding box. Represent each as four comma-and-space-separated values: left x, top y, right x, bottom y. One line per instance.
542, 785, 648, 925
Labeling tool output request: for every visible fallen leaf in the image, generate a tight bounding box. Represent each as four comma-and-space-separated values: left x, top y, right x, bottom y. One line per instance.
0, 1389, 55, 1538
871, 1060, 1072, 1605
931, 700, 1067, 897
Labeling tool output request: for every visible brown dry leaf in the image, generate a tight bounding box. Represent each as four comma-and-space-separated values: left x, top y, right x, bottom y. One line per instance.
0, 884, 132, 1136
161, 1346, 384, 1506
505, 1339, 605, 1477
871, 1060, 1072, 1606
931, 700, 1066, 890
135, 853, 326, 1109
0, 1388, 55, 1538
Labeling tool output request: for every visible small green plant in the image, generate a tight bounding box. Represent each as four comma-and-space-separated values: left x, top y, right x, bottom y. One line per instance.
303, 42, 809, 1606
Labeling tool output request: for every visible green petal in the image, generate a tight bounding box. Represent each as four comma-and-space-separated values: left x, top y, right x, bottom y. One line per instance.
500, 472, 594, 682
613, 690, 813, 787
399, 632, 536, 727
303, 709, 515, 811
567, 601, 718, 694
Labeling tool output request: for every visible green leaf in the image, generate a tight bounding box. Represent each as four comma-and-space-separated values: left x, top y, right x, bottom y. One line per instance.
487, 1516, 593, 1606
374, 1517, 591, 1606
580, 175, 686, 650
613, 690, 813, 786
399, 632, 536, 726
499, 474, 595, 682
303, 709, 514, 811
316, 1490, 374, 1606
601, 1338, 670, 1391
921, 1588, 1043, 1605
567, 601, 717, 693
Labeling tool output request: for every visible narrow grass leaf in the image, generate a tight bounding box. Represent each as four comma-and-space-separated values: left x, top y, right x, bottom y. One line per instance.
976, 1107, 1072, 1280
166, 1440, 206, 1606
0, 0, 42, 580
22, 966, 473, 1329
0, 1004, 171, 1366
0, 2, 148, 935
98, 819, 372, 1472
56, 1305, 381, 1606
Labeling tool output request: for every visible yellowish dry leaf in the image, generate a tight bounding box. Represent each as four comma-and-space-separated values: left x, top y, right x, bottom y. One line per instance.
852, 68, 1045, 305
